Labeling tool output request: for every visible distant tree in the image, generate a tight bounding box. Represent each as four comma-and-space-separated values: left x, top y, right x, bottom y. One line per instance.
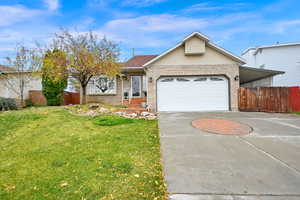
1, 45, 41, 106
42, 49, 68, 106
50, 30, 120, 104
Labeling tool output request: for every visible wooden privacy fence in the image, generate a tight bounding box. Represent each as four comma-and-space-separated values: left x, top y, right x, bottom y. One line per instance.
63, 92, 80, 105
29, 90, 80, 106
239, 87, 300, 113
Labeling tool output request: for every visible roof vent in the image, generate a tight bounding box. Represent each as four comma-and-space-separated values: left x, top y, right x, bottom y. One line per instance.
184, 37, 205, 55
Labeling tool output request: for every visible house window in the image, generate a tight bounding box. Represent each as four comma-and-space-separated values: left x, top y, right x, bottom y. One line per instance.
176, 77, 190, 82
87, 76, 116, 95
210, 77, 224, 81
194, 77, 207, 82
160, 78, 174, 82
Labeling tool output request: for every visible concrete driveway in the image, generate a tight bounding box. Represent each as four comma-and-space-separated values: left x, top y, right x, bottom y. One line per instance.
158, 112, 300, 200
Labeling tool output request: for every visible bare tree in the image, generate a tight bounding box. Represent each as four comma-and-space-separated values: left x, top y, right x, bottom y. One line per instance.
1, 45, 41, 106
51, 30, 120, 104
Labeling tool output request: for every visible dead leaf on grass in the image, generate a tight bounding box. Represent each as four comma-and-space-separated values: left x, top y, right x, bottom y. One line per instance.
3, 184, 16, 191
60, 182, 68, 187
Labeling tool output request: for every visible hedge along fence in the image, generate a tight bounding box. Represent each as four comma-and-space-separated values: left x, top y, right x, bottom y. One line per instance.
0, 97, 18, 111
238, 87, 300, 113
29, 90, 80, 106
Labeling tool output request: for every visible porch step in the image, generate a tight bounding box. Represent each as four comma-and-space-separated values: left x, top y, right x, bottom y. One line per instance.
128, 98, 146, 109
130, 98, 146, 103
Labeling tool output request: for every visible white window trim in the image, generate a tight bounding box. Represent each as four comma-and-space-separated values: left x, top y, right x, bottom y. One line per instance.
87, 75, 117, 95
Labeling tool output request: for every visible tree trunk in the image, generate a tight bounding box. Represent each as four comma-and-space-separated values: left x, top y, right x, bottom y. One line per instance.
20, 79, 25, 107
80, 84, 87, 105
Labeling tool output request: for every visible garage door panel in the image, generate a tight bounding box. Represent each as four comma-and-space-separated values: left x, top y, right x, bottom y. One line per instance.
157, 76, 229, 112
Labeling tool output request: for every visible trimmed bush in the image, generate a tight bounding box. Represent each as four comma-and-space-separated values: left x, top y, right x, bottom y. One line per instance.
42, 76, 67, 106
42, 49, 68, 106
0, 97, 18, 111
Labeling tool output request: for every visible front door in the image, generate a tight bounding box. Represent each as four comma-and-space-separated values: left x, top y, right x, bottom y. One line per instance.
131, 76, 141, 97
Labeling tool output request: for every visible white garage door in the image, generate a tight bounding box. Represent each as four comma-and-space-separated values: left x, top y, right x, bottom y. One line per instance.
157, 76, 229, 112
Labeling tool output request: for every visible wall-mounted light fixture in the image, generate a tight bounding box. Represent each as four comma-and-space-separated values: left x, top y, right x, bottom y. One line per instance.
149, 77, 153, 83
234, 75, 239, 81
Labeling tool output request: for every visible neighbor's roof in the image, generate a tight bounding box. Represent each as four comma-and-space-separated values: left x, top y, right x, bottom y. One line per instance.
143, 32, 246, 67
239, 66, 285, 84
0, 65, 15, 72
122, 55, 158, 68
242, 41, 300, 55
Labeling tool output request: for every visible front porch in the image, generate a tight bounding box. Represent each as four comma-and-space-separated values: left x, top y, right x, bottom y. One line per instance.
120, 70, 147, 112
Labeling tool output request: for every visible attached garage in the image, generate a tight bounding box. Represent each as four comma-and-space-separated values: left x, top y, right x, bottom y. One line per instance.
157, 76, 229, 112
143, 32, 247, 112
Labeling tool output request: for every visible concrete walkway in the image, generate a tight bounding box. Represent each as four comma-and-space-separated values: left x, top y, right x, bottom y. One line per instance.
158, 112, 300, 200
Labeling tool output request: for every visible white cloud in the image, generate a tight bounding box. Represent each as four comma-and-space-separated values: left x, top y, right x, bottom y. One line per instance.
122, 0, 167, 7
105, 14, 208, 33
0, 25, 57, 64
275, 20, 300, 33
0, 5, 42, 27
43, 0, 59, 11
95, 14, 208, 47
94, 12, 265, 48
73, 17, 96, 30
183, 3, 225, 12
183, 2, 249, 12
88, 0, 166, 9
0, 29, 24, 42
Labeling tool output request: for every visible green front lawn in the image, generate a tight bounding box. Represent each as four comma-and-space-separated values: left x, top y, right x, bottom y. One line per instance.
0, 107, 166, 200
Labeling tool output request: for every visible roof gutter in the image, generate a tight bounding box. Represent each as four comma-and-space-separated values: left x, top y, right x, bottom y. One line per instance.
239, 66, 285, 84
241, 65, 285, 74
121, 67, 145, 72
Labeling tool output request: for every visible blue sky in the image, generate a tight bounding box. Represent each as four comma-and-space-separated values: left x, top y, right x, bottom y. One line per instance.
1, 0, 300, 63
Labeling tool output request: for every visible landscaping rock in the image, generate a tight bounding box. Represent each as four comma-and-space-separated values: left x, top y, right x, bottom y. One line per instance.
89, 104, 100, 110
98, 107, 110, 114
115, 111, 125, 116
125, 113, 138, 118
145, 115, 157, 120
69, 104, 157, 120
141, 111, 151, 117
86, 110, 98, 117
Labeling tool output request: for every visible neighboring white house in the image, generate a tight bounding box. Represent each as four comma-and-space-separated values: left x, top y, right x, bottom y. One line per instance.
0, 65, 42, 100
242, 42, 300, 86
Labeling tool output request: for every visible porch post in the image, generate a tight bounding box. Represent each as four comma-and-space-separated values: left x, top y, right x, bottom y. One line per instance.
129, 75, 132, 102
121, 75, 124, 105
145, 75, 148, 106
141, 75, 144, 98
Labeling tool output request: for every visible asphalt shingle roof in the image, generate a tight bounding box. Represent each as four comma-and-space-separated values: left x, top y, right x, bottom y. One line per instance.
123, 55, 158, 68
0, 65, 15, 72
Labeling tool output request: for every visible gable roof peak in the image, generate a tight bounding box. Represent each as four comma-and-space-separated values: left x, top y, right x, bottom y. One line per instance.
143, 32, 245, 67
183, 32, 210, 42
